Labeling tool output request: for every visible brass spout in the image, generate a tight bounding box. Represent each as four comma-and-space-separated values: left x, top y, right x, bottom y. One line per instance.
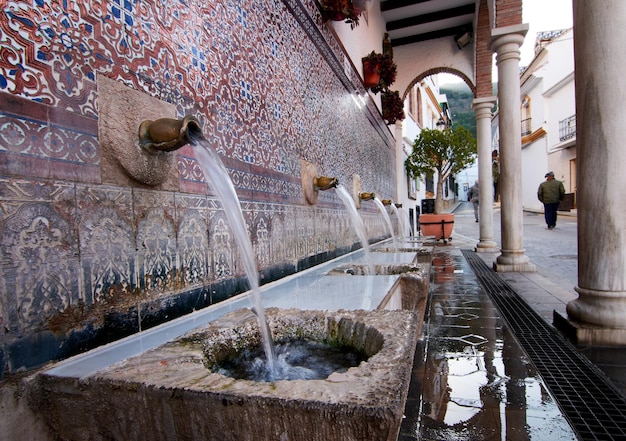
138, 115, 203, 153
381, 199, 392, 206
313, 176, 338, 191
394, 203, 403, 208
359, 192, 375, 201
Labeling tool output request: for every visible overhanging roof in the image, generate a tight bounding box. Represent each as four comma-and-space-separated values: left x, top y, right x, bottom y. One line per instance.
381, 0, 476, 47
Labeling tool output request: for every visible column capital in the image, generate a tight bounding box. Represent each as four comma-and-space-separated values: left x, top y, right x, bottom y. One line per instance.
472, 96, 497, 117
489, 24, 528, 55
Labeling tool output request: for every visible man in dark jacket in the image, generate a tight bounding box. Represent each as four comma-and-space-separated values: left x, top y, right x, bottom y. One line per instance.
537, 171, 565, 230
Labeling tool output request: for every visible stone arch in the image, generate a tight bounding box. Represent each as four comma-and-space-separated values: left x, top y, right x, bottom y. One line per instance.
401, 68, 476, 101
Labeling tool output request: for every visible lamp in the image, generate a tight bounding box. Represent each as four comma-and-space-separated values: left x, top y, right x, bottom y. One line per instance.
436, 117, 446, 128
454, 30, 473, 49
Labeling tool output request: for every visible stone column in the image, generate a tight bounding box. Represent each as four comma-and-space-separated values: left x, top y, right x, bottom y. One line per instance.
472, 97, 498, 253
565, 0, 626, 341
490, 25, 535, 272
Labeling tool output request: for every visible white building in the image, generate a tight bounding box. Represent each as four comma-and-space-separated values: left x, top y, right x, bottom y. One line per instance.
397, 76, 455, 235
492, 28, 576, 212
457, 166, 479, 202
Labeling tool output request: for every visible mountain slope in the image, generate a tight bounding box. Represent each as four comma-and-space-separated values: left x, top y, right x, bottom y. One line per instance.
441, 83, 476, 138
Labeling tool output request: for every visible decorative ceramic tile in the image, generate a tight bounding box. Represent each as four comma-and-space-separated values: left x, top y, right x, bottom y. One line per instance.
1, 201, 80, 332
131, 189, 178, 292
0, 0, 398, 370
0, 93, 100, 182
177, 208, 210, 286
75, 185, 135, 304
209, 212, 235, 280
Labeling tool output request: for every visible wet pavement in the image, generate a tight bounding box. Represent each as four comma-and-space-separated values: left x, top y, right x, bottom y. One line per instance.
398, 202, 626, 441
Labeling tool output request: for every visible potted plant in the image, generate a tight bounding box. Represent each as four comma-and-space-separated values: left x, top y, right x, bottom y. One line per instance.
381, 90, 405, 125
361, 51, 397, 93
405, 126, 477, 241
319, 0, 362, 28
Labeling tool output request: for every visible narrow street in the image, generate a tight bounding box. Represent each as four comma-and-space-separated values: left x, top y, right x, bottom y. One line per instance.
451, 201, 578, 295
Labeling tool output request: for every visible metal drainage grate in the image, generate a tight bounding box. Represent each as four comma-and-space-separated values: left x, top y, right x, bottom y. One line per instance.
462, 249, 626, 441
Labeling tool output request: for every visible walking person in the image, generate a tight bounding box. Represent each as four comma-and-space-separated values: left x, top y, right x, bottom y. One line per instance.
468, 180, 479, 222
537, 171, 565, 230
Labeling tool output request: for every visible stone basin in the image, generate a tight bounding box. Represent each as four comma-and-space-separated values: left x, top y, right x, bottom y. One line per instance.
30, 308, 421, 441
325, 262, 425, 276
372, 245, 433, 263
326, 244, 432, 275
325, 261, 430, 318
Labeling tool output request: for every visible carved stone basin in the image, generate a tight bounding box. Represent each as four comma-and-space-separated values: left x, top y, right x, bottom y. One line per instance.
326, 262, 425, 276
325, 261, 430, 315
373, 245, 433, 263
30, 308, 421, 441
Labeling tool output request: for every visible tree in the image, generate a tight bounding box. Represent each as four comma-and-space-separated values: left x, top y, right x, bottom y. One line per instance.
405, 126, 477, 213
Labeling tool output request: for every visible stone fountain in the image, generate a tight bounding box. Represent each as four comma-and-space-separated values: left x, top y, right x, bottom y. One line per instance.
23, 89, 433, 441
30, 306, 421, 441
27, 234, 432, 440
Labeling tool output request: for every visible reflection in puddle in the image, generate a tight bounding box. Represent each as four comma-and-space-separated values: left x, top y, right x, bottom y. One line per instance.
401, 252, 578, 440
445, 359, 489, 425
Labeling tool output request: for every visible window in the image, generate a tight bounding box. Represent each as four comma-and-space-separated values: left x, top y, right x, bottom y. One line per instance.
521, 95, 531, 136
425, 174, 434, 193
559, 115, 576, 141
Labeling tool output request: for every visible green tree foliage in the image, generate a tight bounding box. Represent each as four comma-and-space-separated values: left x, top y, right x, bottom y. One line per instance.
405, 127, 477, 213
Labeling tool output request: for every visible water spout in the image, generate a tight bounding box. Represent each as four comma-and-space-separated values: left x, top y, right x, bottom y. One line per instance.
381, 199, 393, 206
313, 176, 338, 191
359, 192, 376, 201
301, 161, 337, 205
138, 115, 203, 153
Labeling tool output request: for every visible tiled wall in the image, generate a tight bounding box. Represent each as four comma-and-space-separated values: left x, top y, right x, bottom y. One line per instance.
0, 0, 396, 375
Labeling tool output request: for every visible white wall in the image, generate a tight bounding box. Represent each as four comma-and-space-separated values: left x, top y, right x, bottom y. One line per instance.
394, 38, 474, 97
331, 0, 387, 109
456, 165, 479, 202
543, 31, 576, 193
520, 69, 547, 210
399, 93, 424, 234
518, 28, 575, 211
521, 139, 549, 211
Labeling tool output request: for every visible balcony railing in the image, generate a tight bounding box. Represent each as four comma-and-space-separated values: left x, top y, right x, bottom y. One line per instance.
559, 115, 576, 141
521, 118, 531, 136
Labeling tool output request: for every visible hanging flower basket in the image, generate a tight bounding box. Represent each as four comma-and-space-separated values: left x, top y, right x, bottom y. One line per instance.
381, 90, 405, 124
361, 51, 397, 93
362, 57, 382, 88
319, 0, 361, 28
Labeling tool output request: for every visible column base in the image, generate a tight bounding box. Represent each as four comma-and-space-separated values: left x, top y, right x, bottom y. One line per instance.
475, 240, 498, 253
566, 286, 626, 328
493, 251, 536, 272
493, 261, 536, 272
554, 310, 626, 346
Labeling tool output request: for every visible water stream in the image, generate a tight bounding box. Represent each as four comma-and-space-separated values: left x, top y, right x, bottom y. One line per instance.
192, 137, 277, 373
373, 197, 398, 252
390, 204, 404, 238
186, 144, 383, 379
216, 339, 367, 382
335, 185, 375, 274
